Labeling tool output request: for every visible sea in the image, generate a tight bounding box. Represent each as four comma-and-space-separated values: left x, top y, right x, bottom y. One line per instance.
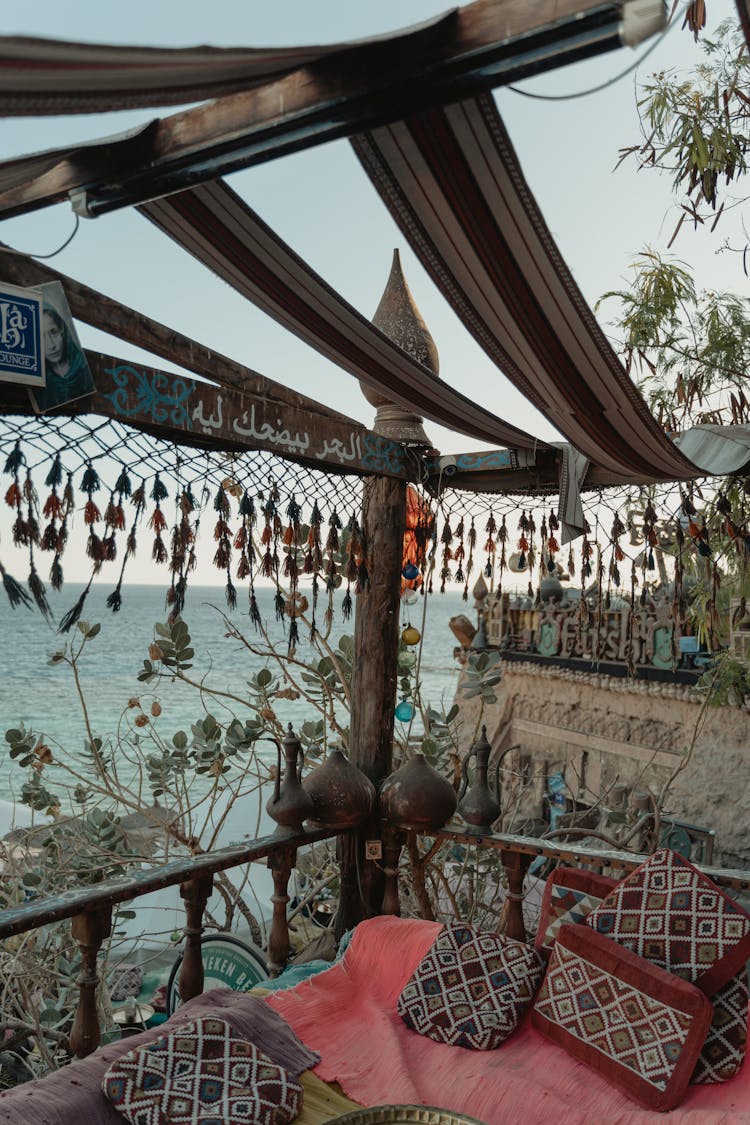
0, 582, 467, 808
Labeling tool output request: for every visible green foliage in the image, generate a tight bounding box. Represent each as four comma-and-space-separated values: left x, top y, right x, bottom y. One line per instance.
460, 650, 502, 704
697, 650, 750, 706
139, 616, 194, 681
622, 20, 749, 223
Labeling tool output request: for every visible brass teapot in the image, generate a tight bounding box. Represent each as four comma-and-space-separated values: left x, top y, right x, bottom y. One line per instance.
266, 724, 314, 834
457, 725, 503, 832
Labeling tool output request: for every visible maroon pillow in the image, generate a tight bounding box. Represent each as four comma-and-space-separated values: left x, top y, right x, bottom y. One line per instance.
535, 867, 618, 955
532, 924, 713, 1112
586, 848, 750, 996
397, 924, 544, 1050
692, 971, 749, 1084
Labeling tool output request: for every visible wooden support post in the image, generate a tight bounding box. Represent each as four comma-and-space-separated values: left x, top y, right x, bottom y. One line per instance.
267, 844, 296, 977
381, 824, 406, 916
69, 905, 112, 1059
179, 873, 213, 1004
339, 474, 407, 929
497, 849, 531, 942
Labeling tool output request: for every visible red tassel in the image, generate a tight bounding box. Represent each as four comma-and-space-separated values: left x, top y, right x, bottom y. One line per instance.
84, 499, 101, 526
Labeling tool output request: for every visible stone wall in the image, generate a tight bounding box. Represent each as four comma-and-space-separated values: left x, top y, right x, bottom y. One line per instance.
454, 660, 750, 866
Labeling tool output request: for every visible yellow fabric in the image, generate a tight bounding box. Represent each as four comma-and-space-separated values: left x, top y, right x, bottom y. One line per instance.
298, 1071, 361, 1123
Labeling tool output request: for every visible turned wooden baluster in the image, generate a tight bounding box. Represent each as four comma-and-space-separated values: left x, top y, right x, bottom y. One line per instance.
267, 844, 296, 977
69, 905, 112, 1058
497, 849, 531, 941
381, 823, 405, 916
179, 873, 213, 1004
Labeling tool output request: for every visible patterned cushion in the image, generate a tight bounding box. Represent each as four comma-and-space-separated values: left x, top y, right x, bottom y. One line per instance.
109, 962, 145, 1003
586, 848, 750, 996
532, 924, 713, 1112
535, 867, 618, 955
102, 1016, 302, 1125
397, 924, 544, 1050
692, 971, 749, 1085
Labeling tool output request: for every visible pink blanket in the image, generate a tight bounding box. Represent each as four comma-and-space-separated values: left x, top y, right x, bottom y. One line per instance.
267, 916, 750, 1125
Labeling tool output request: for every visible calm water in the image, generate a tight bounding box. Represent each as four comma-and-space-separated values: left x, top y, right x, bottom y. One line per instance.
0, 583, 466, 806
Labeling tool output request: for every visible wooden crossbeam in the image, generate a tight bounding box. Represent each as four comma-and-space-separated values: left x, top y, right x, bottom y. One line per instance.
80, 353, 417, 479
0, 254, 416, 478
0, 1, 627, 218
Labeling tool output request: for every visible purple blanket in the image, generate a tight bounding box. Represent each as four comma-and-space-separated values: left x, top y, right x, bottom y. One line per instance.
0, 988, 319, 1124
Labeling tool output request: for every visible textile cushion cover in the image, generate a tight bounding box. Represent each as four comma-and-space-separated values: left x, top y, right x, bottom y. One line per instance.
692, 971, 749, 1085
102, 1015, 302, 1125
535, 867, 618, 955
586, 847, 750, 997
532, 923, 713, 1112
397, 924, 544, 1050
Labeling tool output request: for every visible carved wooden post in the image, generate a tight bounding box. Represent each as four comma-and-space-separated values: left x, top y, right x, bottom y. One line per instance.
179, 873, 213, 1004
381, 824, 405, 916
497, 849, 531, 942
267, 845, 296, 977
340, 251, 438, 929
69, 905, 112, 1059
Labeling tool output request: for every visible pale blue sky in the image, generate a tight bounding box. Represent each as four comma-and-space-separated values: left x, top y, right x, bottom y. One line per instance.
0, 0, 743, 583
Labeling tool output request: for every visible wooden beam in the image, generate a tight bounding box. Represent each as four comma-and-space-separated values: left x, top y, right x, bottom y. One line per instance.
0, 1, 626, 218
0, 251, 362, 426
80, 354, 415, 479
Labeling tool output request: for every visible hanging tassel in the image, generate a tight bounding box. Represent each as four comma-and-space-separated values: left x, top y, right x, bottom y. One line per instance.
80, 463, 100, 494
225, 577, 237, 611
151, 474, 168, 503
274, 591, 286, 621
0, 561, 32, 609
106, 585, 123, 613
342, 588, 353, 620
50, 555, 63, 590
58, 579, 94, 634
249, 591, 262, 630
3, 440, 24, 476
28, 563, 52, 619
288, 616, 299, 651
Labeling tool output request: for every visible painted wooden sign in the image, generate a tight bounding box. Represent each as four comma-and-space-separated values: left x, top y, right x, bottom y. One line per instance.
0, 281, 44, 387
86, 352, 417, 480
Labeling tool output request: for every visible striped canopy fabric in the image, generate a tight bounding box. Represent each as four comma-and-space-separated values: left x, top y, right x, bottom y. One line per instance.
0, 14, 451, 116
140, 180, 543, 450
352, 95, 699, 485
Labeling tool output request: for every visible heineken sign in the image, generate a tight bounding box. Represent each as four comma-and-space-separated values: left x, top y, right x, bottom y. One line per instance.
0, 282, 44, 387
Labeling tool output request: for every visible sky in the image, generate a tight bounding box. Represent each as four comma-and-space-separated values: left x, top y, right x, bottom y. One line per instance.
0, 0, 744, 586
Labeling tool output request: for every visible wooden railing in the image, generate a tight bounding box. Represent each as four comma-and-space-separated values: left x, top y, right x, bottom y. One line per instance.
2, 820, 749, 1063
0, 826, 338, 1058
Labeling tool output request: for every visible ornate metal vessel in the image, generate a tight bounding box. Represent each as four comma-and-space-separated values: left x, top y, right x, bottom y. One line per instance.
266, 724, 314, 834
302, 747, 376, 829
380, 753, 456, 830
457, 725, 501, 832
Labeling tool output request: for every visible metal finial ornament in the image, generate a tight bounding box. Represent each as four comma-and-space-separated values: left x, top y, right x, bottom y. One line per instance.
360, 249, 439, 445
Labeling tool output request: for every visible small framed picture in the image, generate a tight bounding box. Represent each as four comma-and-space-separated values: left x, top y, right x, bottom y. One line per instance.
31, 280, 94, 412
0, 281, 44, 388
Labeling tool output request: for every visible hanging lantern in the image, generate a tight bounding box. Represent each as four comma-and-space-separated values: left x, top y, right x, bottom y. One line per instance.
402, 562, 419, 581
395, 699, 415, 722
402, 625, 421, 646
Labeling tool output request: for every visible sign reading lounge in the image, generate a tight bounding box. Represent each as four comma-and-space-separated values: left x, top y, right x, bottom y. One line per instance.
0, 282, 44, 387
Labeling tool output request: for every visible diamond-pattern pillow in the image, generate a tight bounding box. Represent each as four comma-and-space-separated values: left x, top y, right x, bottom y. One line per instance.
102, 1016, 302, 1125
692, 971, 749, 1085
397, 924, 544, 1050
535, 867, 618, 955
586, 848, 750, 997
532, 923, 713, 1112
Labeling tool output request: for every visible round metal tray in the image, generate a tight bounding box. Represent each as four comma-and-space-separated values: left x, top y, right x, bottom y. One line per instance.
329, 1107, 488, 1125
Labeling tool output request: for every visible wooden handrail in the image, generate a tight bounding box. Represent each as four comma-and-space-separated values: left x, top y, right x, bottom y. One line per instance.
0, 826, 337, 940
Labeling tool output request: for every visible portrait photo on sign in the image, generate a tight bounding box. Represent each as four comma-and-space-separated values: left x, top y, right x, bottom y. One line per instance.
31, 281, 94, 412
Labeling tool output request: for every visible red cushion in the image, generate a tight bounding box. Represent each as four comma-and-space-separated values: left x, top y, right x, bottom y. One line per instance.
102, 1015, 302, 1125
692, 971, 749, 1084
535, 867, 618, 955
532, 924, 713, 1112
397, 924, 544, 1050
586, 848, 750, 996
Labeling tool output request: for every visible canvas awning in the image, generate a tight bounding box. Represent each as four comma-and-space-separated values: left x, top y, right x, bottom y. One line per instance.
352, 95, 699, 485
139, 180, 543, 450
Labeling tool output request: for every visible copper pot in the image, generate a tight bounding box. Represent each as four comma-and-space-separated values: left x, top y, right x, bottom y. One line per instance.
380, 753, 456, 830
303, 748, 376, 829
